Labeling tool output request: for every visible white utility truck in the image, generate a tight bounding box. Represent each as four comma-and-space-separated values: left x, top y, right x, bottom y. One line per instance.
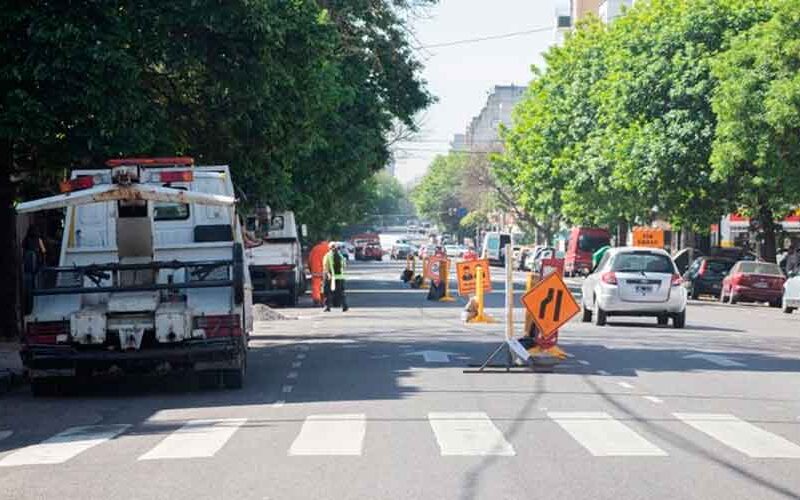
245, 210, 306, 306
16, 157, 252, 394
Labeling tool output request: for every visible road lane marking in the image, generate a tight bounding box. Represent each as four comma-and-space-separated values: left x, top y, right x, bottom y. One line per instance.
287, 371, 298, 379
617, 382, 634, 389
643, 396, 664, 404
273, 400, 285, 408
577, 360, 590, 366
291, 361, 302, 368
139, 419, 246, 460
0, 430, 12, 442
0, 425, 130, 466
428, 412, 515, 456
296, 353, 307, 360
549, 412, 666, 457
282, 385, 294, 393
674, 413, 800, 458
289, 414, 365, 456
596, 370, 610, 375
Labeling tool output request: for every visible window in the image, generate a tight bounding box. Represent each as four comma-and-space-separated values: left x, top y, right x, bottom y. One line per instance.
154, 186, 190, 221
738, 262, 782, 275
578, 234, 611, 253
611, 252, 675, 274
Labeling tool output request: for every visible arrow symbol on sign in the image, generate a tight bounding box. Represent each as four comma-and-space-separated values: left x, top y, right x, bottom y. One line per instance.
405, 350, 459, 363
683, 354, 745, 367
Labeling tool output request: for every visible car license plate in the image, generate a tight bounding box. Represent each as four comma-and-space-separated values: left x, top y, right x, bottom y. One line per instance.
754, 282, 768, 288
635, 285, 652, 295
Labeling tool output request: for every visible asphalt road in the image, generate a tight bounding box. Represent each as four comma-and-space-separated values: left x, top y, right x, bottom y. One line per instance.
1, 259, 800, 500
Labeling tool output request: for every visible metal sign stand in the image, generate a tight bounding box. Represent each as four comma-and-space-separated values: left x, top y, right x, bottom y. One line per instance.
465, 244, 534, 373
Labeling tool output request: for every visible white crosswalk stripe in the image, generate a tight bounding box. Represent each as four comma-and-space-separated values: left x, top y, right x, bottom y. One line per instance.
289, 414, 366, 456
139, 419, 247, 460
428, 412, 515, 456
549, 412, 667, 457
0, 425, 130, 466
674, 413, 800, 458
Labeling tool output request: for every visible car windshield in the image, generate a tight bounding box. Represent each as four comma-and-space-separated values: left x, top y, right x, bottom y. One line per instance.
611, 252, 674, 274
578, 234, 610, 252
739, 262, 782, 275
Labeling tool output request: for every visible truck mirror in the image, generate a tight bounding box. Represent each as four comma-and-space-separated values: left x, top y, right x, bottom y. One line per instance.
301, 224, 308, 238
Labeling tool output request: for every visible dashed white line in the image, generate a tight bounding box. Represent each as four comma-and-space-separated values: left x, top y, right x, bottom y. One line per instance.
272, 400, 285, 408
287, 371, 298, 379
577, 360, 590, 366
282, 385, 294, 393
296, 353, 307, 360
291, 361, 302, 368
596, 370, 610, 376
617, 382, 635, 389
643, 396, 664, 404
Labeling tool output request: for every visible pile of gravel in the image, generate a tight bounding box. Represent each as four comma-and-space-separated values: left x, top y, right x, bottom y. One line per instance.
252, 304, 297, 321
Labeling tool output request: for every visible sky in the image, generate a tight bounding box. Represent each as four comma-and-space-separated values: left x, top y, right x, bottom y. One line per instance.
392, 0, 561, 184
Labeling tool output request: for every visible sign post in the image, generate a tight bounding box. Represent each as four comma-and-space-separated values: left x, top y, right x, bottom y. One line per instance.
438, 259, 456, 302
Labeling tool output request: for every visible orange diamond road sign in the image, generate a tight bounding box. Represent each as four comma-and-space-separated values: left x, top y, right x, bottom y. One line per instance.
521, 272, 580, 338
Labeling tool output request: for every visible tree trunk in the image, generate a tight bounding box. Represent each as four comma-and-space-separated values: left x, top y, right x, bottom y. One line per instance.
617, 219, 628, 246
758, 205, 778, 263
0, 160, 19, 338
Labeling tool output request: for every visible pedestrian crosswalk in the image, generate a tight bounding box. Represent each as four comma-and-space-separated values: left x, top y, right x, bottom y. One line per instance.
0, 412, 798, 467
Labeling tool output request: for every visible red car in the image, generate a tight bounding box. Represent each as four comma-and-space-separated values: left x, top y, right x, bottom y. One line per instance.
357, 242, 383, 261
720, 261, 785, 307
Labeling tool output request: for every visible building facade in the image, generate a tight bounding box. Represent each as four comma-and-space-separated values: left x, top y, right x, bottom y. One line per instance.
463, 85, 526, 152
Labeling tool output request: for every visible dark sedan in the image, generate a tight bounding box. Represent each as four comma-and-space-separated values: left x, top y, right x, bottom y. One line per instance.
683, 257, 735, 300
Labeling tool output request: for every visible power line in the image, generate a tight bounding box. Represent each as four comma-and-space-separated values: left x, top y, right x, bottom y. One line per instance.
414, 26, 554, 50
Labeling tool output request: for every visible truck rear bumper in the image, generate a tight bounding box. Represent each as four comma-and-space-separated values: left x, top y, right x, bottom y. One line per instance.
22, 338, 244, 378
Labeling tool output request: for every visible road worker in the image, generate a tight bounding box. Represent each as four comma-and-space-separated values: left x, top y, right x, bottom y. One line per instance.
323, 242, 349, 312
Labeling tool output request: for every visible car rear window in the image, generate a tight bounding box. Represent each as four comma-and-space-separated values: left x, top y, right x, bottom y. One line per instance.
705, 260, 734, 275
611, 252, 675, 274
738, 262, 782, 275
578, 234, 610, 252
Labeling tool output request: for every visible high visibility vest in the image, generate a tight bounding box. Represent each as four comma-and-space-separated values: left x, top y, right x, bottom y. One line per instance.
323, 251, 346, 280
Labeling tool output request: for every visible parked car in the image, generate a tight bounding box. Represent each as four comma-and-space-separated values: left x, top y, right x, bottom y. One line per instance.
720, 261, 785, 307
682, 256, 736, 300
391, 243, 413, 260
356, 242, 383, 261
782, 271, 800, 313
525, 246, 556, 274
582, 247, 687, 328
445, 245, 463, 258
565, 227, 611, 277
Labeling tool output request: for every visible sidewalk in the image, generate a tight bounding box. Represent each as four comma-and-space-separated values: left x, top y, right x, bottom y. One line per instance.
0, 340, 24, 394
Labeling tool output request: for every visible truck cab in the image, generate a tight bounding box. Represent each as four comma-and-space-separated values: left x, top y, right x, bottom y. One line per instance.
245, 210, 306, 306
17, 157, 252, 394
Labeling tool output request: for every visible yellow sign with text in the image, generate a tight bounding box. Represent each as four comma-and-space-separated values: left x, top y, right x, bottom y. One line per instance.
632, 227, 665, 249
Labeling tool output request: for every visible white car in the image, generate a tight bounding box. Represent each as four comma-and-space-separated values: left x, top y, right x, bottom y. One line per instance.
783, 273, 800, 313
581, 247, 687, 328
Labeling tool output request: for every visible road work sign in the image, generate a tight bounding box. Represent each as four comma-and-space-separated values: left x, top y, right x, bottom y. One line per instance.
424, 256, 447, 282
521, 272, 580, 339
457, 259, 492, 296
632, 227, 665, 249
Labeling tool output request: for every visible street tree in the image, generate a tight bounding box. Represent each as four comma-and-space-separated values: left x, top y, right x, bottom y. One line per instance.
710, 0, 800, 261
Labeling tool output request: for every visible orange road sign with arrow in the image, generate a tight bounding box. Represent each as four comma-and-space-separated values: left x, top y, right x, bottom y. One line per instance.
521, 272, 580, 339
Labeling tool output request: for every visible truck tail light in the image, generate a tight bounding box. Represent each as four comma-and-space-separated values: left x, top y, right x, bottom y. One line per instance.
194, 315, 241, 338
26, 321, 70, 344
671, 273, 683, 287
159, 170, 194, 183
59, 176, 94, 193
601, 272, 618, 285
